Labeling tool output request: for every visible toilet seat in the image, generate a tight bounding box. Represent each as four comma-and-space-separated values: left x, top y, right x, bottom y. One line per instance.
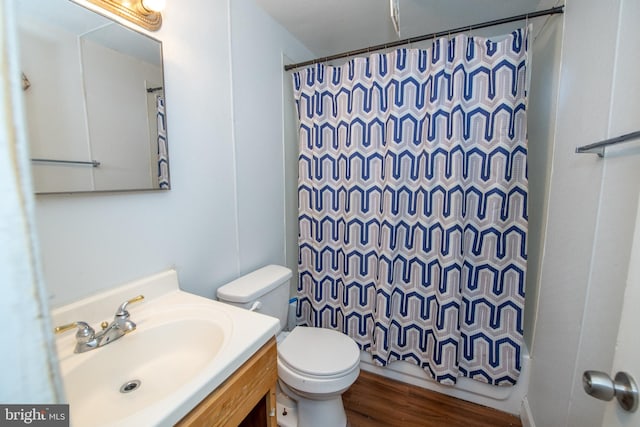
278, 327, 360, 377
277, 327, 360, 395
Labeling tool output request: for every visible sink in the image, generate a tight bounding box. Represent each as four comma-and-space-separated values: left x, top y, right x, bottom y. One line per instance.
64, 311, 227, 426
51, 270, 280, 426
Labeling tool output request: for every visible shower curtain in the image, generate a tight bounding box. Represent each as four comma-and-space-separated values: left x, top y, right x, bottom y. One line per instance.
156, 95, 169, 189
293, 29, 529, 386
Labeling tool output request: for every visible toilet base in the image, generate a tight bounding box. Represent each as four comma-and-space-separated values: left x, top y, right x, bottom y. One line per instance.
276, 388, 298, 427
297, 395, 347, 427
276, 382, 347, 427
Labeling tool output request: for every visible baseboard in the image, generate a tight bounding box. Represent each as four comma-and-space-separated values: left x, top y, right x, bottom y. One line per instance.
520, 397, 536, 427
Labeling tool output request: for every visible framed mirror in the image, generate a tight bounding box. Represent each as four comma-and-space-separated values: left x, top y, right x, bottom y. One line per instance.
17, 0, 170, 194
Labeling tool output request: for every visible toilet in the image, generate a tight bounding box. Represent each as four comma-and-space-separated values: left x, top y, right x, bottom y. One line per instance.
216, 265, 360, 427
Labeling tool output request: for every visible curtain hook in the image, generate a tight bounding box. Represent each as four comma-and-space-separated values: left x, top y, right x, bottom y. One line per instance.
21, 72, 31, 91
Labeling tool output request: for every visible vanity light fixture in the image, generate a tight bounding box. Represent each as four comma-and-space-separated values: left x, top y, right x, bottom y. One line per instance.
84, 0, 165, 31
140, 0, 166, 12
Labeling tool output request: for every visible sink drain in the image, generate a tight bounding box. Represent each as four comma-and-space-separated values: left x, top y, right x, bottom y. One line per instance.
120, 380, 141, 393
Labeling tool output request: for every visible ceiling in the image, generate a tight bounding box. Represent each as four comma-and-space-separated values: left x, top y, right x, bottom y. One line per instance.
256, 0, 559, 59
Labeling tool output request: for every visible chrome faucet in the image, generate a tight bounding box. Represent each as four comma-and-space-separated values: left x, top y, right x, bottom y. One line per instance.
54, 295, 144, 353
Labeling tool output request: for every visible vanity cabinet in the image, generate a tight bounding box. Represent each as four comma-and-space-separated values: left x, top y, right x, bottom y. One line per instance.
177, 337, 278, 427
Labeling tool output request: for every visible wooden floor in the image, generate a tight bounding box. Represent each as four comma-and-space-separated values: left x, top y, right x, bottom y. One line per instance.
343, 370, 522, 427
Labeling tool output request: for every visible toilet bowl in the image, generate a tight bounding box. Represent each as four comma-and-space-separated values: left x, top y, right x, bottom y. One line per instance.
216, 265, 360, 427
277, 326, 360, 427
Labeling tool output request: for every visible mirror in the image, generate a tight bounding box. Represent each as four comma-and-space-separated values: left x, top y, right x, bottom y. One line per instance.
17, 0, 169, 194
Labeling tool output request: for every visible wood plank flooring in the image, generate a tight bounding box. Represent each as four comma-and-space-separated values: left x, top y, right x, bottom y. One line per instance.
343, 370, 522, 427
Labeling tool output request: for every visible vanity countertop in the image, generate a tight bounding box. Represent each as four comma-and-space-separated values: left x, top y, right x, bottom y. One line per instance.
51, 270, 280, 427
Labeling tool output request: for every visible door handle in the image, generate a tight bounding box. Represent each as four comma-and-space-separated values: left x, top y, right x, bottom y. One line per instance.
582, 371, 639, 412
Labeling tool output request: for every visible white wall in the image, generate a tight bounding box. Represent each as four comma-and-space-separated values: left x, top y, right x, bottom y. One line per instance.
523, 10, 564, 353
35, 0, 311, 308
229, 0, 312, 279
527, 0, 640, 425
282, 54, 300, 295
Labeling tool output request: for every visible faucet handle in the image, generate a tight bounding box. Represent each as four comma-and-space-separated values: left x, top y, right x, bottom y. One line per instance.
54, 321, 95, 343
115, 295, 145, 317
114, 295, 144, 333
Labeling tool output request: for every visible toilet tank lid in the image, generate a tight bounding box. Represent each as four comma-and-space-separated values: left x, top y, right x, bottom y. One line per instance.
217, 265, 292, 303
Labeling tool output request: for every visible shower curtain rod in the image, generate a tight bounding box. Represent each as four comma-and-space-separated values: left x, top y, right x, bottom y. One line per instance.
283, 5, 564, 71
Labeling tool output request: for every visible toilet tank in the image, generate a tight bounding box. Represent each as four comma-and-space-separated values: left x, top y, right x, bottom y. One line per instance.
216, 265, 292, 333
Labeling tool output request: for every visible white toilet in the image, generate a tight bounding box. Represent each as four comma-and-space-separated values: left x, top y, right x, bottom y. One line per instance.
217, 265, 360, 427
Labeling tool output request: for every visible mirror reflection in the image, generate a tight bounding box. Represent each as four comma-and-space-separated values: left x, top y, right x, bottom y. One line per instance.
17, 0, 169, 194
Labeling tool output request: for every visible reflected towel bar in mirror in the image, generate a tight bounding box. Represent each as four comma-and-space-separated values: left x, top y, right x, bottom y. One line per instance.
575, 130, 640, 157
31, 158, 101, 167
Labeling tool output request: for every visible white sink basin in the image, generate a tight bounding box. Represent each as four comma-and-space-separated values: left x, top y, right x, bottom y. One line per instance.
52, 270, 280, 427
64, 311, 227, 425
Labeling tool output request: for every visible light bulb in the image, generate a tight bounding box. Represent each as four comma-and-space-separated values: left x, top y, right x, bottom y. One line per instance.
141, 0, 166, 13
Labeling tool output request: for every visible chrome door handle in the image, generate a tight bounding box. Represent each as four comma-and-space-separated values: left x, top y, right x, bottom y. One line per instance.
583, 371, 639, 412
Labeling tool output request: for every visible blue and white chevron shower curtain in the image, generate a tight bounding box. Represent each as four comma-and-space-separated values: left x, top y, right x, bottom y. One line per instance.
294, 29, 528, 386
156, 95, 169, 189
